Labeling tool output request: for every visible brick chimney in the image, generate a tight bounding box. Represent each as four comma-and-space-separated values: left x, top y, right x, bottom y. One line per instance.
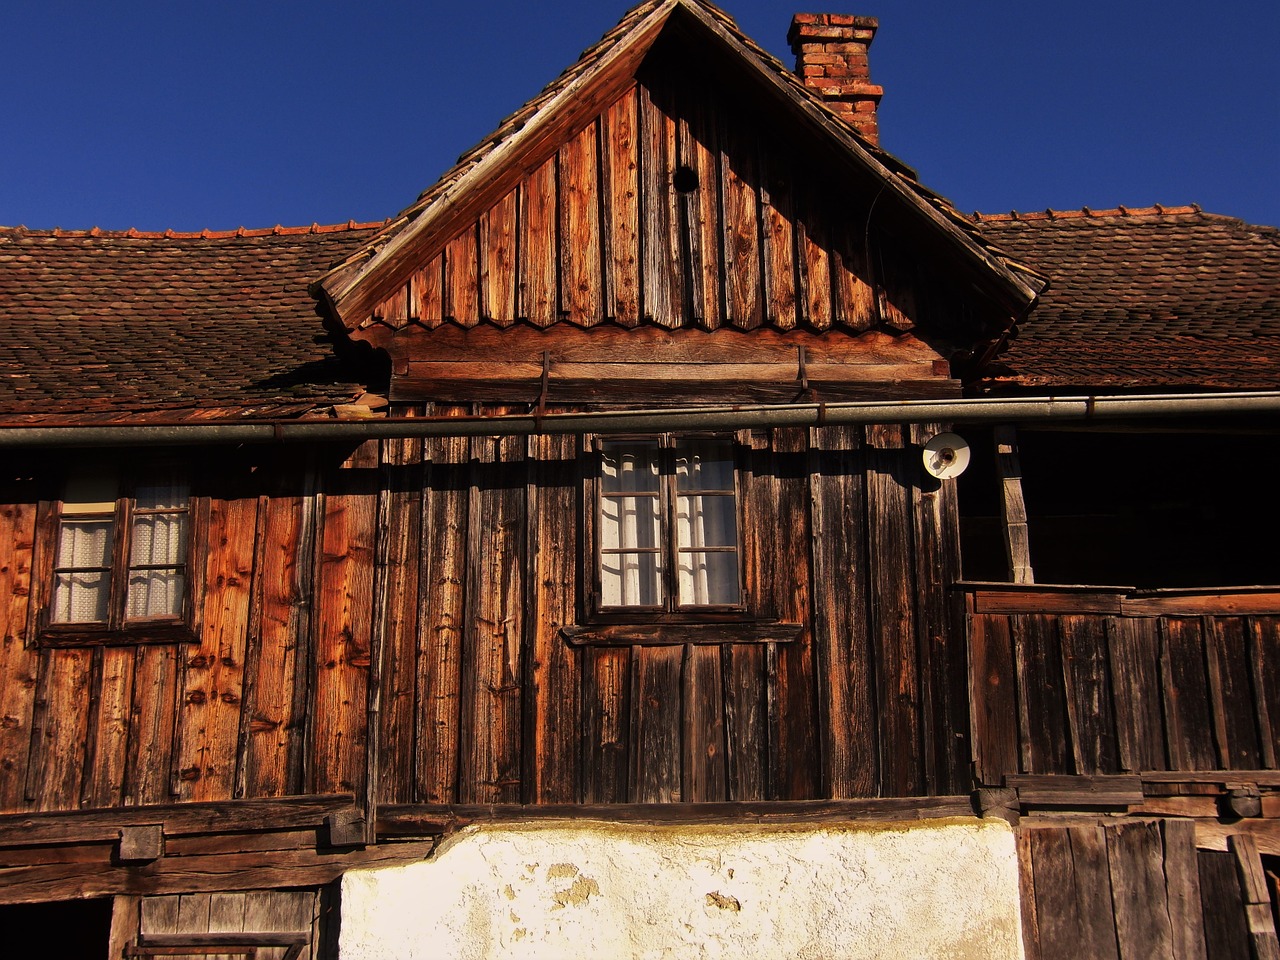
787, 14, 883, 146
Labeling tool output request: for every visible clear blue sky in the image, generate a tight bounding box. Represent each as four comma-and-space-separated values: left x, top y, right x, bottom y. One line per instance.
3, 0, 1277, 231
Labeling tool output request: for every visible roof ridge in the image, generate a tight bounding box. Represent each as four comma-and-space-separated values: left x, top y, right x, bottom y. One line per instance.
970, 204, 1206, 223
0, 219, 390, 239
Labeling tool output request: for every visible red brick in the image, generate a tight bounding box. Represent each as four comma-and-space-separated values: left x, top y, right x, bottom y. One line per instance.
802, 64, 827, 77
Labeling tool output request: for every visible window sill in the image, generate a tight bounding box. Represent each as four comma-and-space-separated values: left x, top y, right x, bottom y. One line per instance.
957, 581, 1280, 617
561, 620, 802, 646
37, 620, 198, 647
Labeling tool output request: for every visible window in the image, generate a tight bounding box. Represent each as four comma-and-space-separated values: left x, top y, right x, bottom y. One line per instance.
593, 435, 741, 615
39, 464, 194, 643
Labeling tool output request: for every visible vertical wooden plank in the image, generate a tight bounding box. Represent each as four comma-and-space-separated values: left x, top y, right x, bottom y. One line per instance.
994, 425, 1034, 584
969, 614, 1020, 787
559, 122, 603, 325
677, 81, 723, 327
582, 646, 630, 803
459, 435, 525, 804
375, 436, 423, 805
1016, 830, 1044, 960
1106, 821, 1175, 960
27, 647, 92, 810
1059, 615, 1119, 775
245, 891, 315, 960
770, 427, 818, 800
520, 159, 558, 327
1252, 616, 1280, 769
126, 644, 180, 805
0, 501, 39, 811
1069, 825, 1122, 960
109, 896, 141, 960
1162, 617, 1218, 770
444, 226, 480, 327
311, 451, 376, 797
865, 423, 921, 796
831, 228, 876, 332
176, 892, 213, 934
141, 895, 181, 936
1162, 819, 1208, 960
1206, 616, 1263, 769
480, 190, 519, 325
638, 79, 682, 327
810, 425, 876, 797
1199, 849, 1253, 960
1107, 616, 1167, 773
234, 494, 271, 800
1231, 834, 1280, 960
1012, 614, 1071, 774
1028, 828, 1085, 960
721, 644, 767, 801
81, 645, 134, 808
632, 644, 683, 803
683, 643, 727, 802
796, 188, 834, 330
600, 86, 640, 326
176, 495, 257, 802
758, 148, 797, 330
416, 434, 468, 803
718, 111, 762, 329
524, 433, 579, 804
409, 256, 444, 328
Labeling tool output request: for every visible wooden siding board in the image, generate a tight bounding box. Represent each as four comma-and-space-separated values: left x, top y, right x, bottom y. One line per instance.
176, 496, 258, 803
683, 643, 727, 803
311, 458, 376, 798
0, 502, 38, 811
1011, 614, 1067, 775
718, 106, 762, 329
721, 643, 766, 801
796, 187, 834, 331
27, 647, 92, 811
1198, 849, 1252, 960
444, 227, 481, 327
810, 426, 876, 797
1205, 616, 1263, 770
416, 435, 469, 803
1106, 616, 1167, 773
865, 423, 921, 795
1253, 616, 1280, 769
1059, 614, 1119, 775
126, 644, 181, 806
480, 191, 519, 326
525, 433, 580, 804
969, 614, 1019, 787
558, 123, 604, 325
600, 87, 641, 326
1161, 617, 1218, 770
582, 646, 630, 804
409, 256, 444, 328
459, 436, 525, 804
758, 148, 798, 330
81, 645, 134, 808
1162, 819, 1208, 960
632, 644, 682, 803
520, 160, 558, 327
1106, 821, 1175, 960
638, 79, 683, 327
678, 81, 723, 328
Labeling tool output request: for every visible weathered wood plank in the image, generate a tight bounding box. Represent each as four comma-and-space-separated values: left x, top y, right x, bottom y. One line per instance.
1016, 830, 1043, 960
127, 643, 181, 806
524, 433, 579, 804
480, 190, 519, 326
1012, 614, 1070, 775
415, 434, 468, 803
1106, 821, 1174, 960
675, 79, 722, 328
718, 105, 762, 329
27, 647, 93, 811
178, 496, 258, 802
459, 436, 525, 804
638, 78, 682, 326
796, 185, 834, 331
0, 501, 39, 811
721, 643, 766, 801
582, 646, 630, 804
81, 645, 134, 808
311, 456, 376, 798
994, 425, 1034, 585
409, 256, 444, 327
559, 122, 603, 325
831, 226, 876, 332
375, 435, 424, 805
809, 426, 876, 797
865, 423, 921, 795
1028, 828, 1085, 960
520, 159, 558, 327
1198, 848, 1252, 960
1252, 616, 1280, 769
969, 614, 1019, 786
1206, 616, 1263, 770
1106, 616, 1167, 773
1069, 825, 1121, 960
1161, 819, 1208, 960
758, 148, 797, 330
632, 644, 683, 803
444, 226, 480, 326
683, 643, 726, 803
1162, 617, 1218, 770
1230, 834, 1280, 960
600, 86, 640, 326
1059, 614, 1119, 775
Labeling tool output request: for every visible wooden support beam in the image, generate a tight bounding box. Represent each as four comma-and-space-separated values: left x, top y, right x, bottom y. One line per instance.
993, 424, 1034, 584
117, 825, 164, 863
1230, 833, 1280, 960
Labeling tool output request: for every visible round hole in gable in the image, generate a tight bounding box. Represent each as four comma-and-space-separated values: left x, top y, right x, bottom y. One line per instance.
672, 166, 699, 193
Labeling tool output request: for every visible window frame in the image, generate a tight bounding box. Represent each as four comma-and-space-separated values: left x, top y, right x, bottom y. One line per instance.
32, 463, 200, 646
584, 432, 748, 624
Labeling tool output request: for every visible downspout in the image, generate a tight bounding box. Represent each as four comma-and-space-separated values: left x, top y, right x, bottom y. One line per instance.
1, 392, 1279, 447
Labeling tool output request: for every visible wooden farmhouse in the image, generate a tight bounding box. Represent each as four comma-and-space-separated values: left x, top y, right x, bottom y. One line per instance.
2, 2, 1280, 957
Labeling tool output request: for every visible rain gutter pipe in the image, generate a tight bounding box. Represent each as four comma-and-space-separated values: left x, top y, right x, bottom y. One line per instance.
2, 392, 1278, 448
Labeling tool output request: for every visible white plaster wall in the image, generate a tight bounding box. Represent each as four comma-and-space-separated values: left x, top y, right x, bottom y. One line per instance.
339, 818, 1023, 960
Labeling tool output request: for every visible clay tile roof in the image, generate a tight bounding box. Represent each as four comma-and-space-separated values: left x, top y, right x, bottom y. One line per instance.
972, 206, 1280, 391
0, 222, 383, 424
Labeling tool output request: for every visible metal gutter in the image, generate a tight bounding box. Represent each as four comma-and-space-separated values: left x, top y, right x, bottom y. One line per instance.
2, 392, 1279, 447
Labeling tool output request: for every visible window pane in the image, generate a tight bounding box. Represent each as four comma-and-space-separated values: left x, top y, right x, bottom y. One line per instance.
135, 477, 188, 511
601, 441, 660, 493
53, 571, 110, 623
677, 493, 738, 549
130, 512, 188, 566
675, 441, 734, 491
127, 570, 185, 619
601, 553, 662, 607
57, 518, 114, 569
601, 494, 661, 553
678, 551, 740, 606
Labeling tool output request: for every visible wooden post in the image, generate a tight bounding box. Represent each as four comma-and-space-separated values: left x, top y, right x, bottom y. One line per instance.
994, 424, 1034, 584
1230, 833, 1280, 960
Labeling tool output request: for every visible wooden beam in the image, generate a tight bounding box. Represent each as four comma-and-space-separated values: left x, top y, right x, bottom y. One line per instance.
993, 424, 1034, 585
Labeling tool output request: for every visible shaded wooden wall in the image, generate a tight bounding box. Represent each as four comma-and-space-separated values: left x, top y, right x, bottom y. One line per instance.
0, 419, 970, 815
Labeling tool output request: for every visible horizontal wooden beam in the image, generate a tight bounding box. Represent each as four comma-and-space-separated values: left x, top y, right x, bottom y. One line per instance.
562, 621, 802, 646
962, 582, 1280, 616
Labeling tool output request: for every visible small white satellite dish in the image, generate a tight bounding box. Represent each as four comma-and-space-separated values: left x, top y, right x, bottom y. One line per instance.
922, 432, 971, 480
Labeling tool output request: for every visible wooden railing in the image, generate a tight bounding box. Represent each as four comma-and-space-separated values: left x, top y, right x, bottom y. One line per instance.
964, 584, 1280, 784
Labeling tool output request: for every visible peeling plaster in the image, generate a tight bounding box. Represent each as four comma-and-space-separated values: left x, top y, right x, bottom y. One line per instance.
339, 818, 1024, 960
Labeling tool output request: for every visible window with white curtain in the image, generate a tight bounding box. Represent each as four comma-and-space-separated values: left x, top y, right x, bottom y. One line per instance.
597, 436, 740, 612
47, 465, 191, 633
